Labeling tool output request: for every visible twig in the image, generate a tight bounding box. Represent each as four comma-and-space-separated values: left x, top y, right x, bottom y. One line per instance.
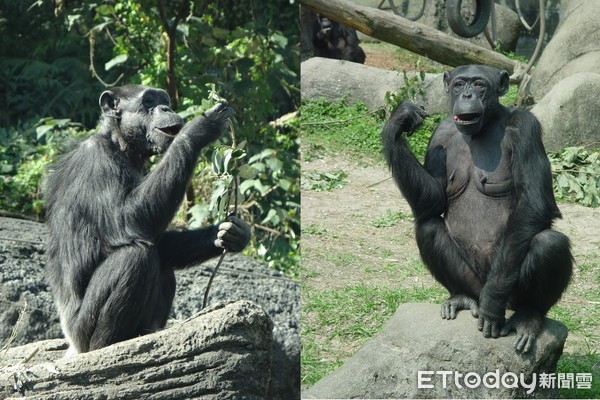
202, 120, 240, 309
0, 300, 28, 362
89, 29, 124, 87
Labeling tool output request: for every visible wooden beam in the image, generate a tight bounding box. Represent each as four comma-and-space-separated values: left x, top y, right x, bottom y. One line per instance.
301, 0, 525, 76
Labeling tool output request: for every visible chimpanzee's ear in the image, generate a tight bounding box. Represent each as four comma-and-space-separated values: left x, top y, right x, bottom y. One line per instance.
443, 71, 451, 94
99, 91, 119, 114
497, 70, 510, 97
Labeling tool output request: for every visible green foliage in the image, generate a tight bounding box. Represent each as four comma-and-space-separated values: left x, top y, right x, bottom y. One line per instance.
0, 118, 89, 216
301, 99, 384, 160
384, 70, 426, 106
302, 284, 447, 385
0, 1, 299, 275
371, 209, 413, 228
0, 1, 102, 127
549, 146, 600, 207
302, 98, 441, 163
302, 170, 348, 192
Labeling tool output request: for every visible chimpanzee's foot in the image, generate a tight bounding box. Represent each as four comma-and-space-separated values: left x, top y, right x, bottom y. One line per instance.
440, 294, 479, 319
500, 306, 543, 353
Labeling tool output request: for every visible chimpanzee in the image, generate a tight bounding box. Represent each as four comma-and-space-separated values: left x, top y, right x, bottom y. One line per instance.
312, 14, 366, 64
43, 85, 251, 356
382, 65, 572, 353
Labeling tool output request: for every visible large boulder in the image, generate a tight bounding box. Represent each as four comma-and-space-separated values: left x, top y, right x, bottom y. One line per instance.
301, 57, 447, 114
526, 0, 600, 150
0, 217, 300, 400
0, 301, 272, 399
531, 73, 600, 152
529, 0, 600, 100
303, 302, 567, 399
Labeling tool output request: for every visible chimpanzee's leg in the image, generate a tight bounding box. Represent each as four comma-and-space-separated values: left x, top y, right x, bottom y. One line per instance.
501, 229, 572, 352
416, 216, 484, 319
63, 244, 161, 353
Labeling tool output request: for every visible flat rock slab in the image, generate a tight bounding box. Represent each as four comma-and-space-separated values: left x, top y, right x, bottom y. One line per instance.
0, 300, 272, 400
303, 302, 567, 399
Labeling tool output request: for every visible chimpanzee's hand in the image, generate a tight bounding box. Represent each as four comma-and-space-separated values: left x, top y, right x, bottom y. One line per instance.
213, 215, 251, 253
190, 99, 234, 143
204, 99, 234, 122
387, 100, 428, 137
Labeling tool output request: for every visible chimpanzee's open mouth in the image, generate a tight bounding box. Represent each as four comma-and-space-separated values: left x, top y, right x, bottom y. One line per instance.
453, 113, 481, 125
157, 123, 184, 136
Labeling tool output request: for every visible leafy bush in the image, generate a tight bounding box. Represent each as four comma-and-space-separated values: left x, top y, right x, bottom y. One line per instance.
0, 118, 89, 217
0, 1, 300, 275
549, 146, 600, 207
302, 170, 348, 192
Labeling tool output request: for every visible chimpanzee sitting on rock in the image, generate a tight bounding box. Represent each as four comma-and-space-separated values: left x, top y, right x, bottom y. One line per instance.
382, 65, 572, 353
44, 85, 251, 356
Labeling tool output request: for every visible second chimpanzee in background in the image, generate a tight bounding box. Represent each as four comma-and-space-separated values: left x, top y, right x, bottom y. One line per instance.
44, 85, 251, 356
382, 65, 572, 353
311, 13, 366, 64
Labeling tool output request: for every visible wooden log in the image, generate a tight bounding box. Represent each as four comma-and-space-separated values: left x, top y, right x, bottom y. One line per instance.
300, 0, 526, 77
0, 300, 272, 400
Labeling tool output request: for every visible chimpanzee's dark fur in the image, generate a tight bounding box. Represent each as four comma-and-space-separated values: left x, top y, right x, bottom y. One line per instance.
382, 65, 572, 353
44, 85, 250, 355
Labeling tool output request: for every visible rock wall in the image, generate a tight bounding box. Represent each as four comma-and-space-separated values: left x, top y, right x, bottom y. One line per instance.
0, 217, 300, 400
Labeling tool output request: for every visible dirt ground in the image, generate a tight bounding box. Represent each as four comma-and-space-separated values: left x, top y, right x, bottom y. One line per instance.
302, 155, 600, 353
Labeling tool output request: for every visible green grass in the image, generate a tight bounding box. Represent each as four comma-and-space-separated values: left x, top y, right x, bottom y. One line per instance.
370, 209, 413, 228
302, 223, 327, 235
300, 99, 386, 161
557, 352, 599, 398
302, 284, 447, 386
301, 98, 443, 163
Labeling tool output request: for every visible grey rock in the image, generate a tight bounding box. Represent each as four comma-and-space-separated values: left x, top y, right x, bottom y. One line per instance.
525, 0, 600, 150
532, 73, 600, 152
529, 0, 600, 100
301, 57, 447, 114
0, 301, 272, 399
303, 302, 567, 399
0, 217, 300, 400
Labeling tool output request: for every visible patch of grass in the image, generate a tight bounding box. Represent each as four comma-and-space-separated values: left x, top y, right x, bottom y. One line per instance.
302, 97, 444, 164
371, 209, 413, 228
301, 99, 385, 161
301, 337, 344, 386
323, 251, 362, 267
303, 223, 327, 235
557, 352, 600, 399
302, 284, 447, 385
301, 170, 348, 191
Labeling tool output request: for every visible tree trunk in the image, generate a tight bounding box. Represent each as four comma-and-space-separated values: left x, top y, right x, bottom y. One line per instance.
300, 0, 526, 77
0, 301, 272, 400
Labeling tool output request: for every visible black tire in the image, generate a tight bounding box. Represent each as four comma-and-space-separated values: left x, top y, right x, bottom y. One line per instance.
446, 0, 492, 38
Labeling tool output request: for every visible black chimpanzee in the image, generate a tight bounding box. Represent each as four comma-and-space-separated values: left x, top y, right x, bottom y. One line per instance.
312, 14, 366, 64
382, 65, 572, 353
43, 85, 251, 356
